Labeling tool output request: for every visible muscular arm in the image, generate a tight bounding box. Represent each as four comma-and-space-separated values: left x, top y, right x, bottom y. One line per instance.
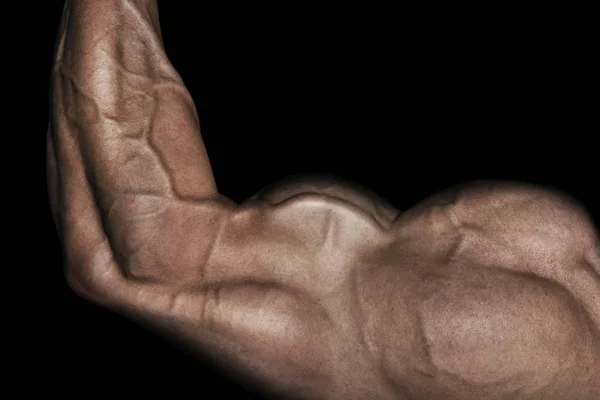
49, 1, 390, 398
50, 1, 600, 399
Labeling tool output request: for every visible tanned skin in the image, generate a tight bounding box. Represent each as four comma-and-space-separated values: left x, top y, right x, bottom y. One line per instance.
49, 1, 600, 399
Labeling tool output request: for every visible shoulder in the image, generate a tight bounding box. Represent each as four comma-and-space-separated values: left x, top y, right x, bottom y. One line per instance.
394, 180, 600, 323
357, 180, 600, 397
416, 262, 600, 398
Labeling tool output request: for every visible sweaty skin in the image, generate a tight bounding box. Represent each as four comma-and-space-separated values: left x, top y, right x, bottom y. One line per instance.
49, 1, 600, 399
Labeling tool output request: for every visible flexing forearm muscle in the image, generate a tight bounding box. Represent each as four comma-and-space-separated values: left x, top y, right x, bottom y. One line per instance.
53, 0, 217, 210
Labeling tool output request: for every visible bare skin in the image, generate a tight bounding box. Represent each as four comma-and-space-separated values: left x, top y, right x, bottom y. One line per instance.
50, 1, 600, 399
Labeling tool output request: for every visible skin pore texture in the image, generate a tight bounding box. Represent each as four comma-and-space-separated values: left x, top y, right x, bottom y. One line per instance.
49, 1, 600, 399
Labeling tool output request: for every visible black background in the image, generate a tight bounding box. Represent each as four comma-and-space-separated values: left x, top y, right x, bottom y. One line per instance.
35, 1, 598, 398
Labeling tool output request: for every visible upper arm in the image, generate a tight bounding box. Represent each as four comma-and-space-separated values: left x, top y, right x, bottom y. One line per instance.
83, 190, 398, 399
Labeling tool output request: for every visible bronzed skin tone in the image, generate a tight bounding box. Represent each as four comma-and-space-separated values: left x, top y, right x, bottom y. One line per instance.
49, 1, 600, 399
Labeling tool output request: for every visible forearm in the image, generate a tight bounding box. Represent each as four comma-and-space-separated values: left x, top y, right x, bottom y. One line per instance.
52, 0, 217, 209
50, 0, 232, 297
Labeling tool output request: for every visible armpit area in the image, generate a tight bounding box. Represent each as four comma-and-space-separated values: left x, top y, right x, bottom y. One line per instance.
417, 264, 599, 398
